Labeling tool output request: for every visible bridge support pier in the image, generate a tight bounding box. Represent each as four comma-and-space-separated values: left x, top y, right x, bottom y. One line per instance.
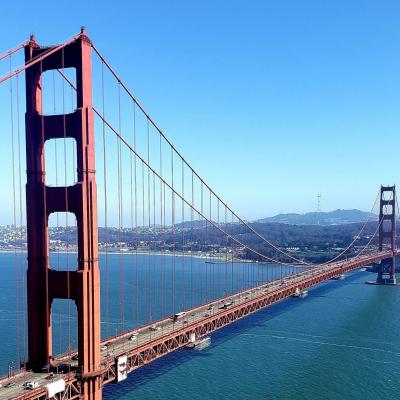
375, 185, 397, 285
25, 29, 102, 399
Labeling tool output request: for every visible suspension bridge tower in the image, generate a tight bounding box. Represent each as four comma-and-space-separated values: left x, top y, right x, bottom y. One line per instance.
24, 29, 102, 399
376, 185, 397, 285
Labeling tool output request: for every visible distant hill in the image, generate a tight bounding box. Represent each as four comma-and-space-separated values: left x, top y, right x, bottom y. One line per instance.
256, 209, 378, 226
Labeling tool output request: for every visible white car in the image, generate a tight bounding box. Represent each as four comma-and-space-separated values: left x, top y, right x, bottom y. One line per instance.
128, 332, 139, 341
27, 381, 39, 390
149, 324, 160, 332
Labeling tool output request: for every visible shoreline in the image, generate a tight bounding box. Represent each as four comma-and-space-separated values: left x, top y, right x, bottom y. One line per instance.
0, 249, 282, 265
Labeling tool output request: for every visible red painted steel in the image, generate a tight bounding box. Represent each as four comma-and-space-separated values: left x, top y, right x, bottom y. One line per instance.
377, 185, 397, 284
24, 29, 102, 399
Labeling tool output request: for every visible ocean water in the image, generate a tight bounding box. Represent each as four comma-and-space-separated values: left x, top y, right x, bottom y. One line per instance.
0, 252, 399, 399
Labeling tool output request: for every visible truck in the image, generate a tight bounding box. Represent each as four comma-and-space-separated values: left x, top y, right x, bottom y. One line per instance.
27, 381, 39, 390
172, 312, 186, 322
46, 379, 66, 398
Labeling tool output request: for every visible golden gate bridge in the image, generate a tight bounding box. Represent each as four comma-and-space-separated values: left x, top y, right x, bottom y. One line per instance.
0, 29, 397, 399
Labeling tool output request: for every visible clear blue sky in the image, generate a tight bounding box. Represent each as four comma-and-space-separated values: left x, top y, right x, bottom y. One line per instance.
0, 0, 399, 222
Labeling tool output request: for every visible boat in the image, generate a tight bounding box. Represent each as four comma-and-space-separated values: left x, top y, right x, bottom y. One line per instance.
299, 290, 308, 298
330, 274, 345, 280
292, 288, 308, 298
186, 336, 211, 350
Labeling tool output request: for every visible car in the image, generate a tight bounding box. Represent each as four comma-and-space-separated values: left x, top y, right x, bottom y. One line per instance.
207, 305, 214, 310
183, 320, 188, 324
219, 300, 233, 310
72, 354, 79, 361
149, 324, 160, 332
172, 312, 186, 322
4, 382, 15, 388
128, 333, 138, 341
45, 373, 55, 380
101, 344, 108, 351
26, 381, 39, 390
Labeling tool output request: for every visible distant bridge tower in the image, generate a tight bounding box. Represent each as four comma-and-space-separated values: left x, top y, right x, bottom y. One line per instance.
377, 185, 397, 285
25, 29, 102, 399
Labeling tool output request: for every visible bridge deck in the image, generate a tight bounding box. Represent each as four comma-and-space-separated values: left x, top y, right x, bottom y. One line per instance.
0, 251, 393, 400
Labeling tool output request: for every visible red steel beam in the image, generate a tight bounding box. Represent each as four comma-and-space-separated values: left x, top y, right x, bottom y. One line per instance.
24, 29, 101, 400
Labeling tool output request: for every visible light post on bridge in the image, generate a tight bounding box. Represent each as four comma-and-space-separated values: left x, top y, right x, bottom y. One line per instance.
8, 361, 14, 379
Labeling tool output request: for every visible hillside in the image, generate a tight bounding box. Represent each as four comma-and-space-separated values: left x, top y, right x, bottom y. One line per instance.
256, 209, 377, 226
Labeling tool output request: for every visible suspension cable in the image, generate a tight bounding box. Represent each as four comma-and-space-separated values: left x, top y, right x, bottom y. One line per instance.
90, 43, 310, 265
56, 57, 382, 268
1, 35, 384, 268
92, 109, 306, 266
0, 32, 82, 85
91, 43, 385, 268
0, 40, 29, 62
317, 190, 381, 265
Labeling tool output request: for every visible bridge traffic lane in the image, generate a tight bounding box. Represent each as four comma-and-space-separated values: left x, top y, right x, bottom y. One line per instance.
87, 252, 383, 367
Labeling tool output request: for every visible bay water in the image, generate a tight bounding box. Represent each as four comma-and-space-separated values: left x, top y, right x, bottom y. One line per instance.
0, 252, 399, 399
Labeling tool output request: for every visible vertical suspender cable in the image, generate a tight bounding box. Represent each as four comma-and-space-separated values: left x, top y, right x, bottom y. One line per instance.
16, 74, 27, 366
146, 119, 152, 322
141, 160, 145, 321
52, 70, 62, 355
9, 56, 20, 368
61, 49, 72, 355
231, 212, 234, 295
158, 134, 163, 320
159, 135, 165, 320
152, 171, 156, 319
133, 104, 138, 327
200, 182, 204, 303
181, 159, 185, 310
209, 190, 213, 299
190, 171, 194, 308
225, 205, 228, 296
101, 61, 109, 338
162, 175, 166, 319
171, 148, 176, 314
130, 102, 134, 330
117, 82, 124, 333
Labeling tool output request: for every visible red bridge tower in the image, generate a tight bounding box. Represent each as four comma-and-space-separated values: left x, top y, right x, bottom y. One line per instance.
24, 30, 102, 399
376, 185, 397, 285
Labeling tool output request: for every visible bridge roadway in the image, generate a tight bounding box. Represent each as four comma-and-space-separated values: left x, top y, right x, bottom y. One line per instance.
0, 250, 393, 400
